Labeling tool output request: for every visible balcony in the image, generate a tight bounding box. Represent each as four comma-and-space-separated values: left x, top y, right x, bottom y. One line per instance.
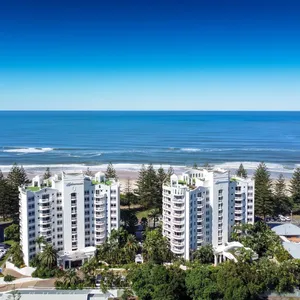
173, 212, 184, 217
39, 198, 50, 204
95, 227, 106, 233
41, 232, 52, 239
173, 220, 185, 225
95, 233, 106, 239
173, 227, 184, 233
39, 218, 51, 225
96, 221, 105, 226
39, 205, 51, 211
171, 240, 184, 247
173, 197, 184, 204
171, 246, 184, 254
95, 213, 106, 218
172, 233, 184, 239
235, 215, 243, 221
95, 206, 105, 212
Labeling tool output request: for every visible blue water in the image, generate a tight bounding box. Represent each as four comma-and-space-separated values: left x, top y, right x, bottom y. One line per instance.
0, 111, 299, 168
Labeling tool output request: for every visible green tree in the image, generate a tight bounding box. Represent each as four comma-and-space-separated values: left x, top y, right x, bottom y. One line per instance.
105, 162, 118, 180
236, 163, 247, 178
231, 222, 290, 261
40, 243, 57, 268
35, 236, 46, 251
185, 265, 220, 300
156, 166, 167, 210
192, 245, 214, 264
148, 208, 160, 228
9, 243, 24, 268
62, 269, 81, 289
43, 167, 52, 180
165, 166, 174, 183
121, 210, 138, 234
7, 164, 28, 187
0, 171, 10, 220
4, 224, 20, 242
84, 167, 93, 176
140, 217, 148, 230
6, 164, 28, 221
129, 263, 188, 300
124, 234, 139, 262
143, 228, 172, 264
135, 164, 160, 209
274, 173, 292, 215
193, 163, 198, 169
254, 162, 273, 219
290, 167, 300, 205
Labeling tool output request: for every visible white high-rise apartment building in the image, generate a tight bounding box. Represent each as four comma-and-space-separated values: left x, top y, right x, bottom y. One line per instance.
19, 171, 120, 268
231, 176, 255, 225
162, 168, 254, 260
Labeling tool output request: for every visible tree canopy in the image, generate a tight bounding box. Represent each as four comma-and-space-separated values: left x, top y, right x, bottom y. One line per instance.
254, 162, 273, 219
105, 162, 118, 180
236, 163, 247, 178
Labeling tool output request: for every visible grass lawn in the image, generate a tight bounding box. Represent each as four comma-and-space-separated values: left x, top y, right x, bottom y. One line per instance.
136, 209, 152, 220
26, 186, 40, 192
121, 206, 153, 220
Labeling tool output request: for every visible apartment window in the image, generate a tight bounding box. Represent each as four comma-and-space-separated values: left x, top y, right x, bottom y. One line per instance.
57, 213, 63, 218
57, 234, 63, 239
57, 193, 62, 197
85, 217, 90, 222
57, 220, 63, 225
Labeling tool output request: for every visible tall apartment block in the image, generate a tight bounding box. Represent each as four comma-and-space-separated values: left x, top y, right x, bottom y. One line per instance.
19, 171, 120, 268
162, 168, 254, 260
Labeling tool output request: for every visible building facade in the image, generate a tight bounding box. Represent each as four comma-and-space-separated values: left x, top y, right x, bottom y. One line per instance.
19, 171, 120, 268
162, 168, 254, 260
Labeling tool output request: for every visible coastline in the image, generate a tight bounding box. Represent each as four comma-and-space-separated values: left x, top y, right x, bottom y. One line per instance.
0, 161, 296, 181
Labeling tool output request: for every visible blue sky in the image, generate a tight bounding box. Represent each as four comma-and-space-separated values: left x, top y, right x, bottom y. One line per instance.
0, 0, 300, 110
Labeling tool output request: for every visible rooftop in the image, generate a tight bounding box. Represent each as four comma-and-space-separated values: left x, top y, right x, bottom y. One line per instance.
26, 186, 41, 192
282, 242, 300, 259
272, 223, 300, 236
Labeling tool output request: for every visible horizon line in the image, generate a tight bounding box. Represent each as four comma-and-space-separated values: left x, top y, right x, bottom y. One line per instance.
1, 109, 300, 112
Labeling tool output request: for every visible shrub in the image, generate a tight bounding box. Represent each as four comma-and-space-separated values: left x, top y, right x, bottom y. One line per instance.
4, 274, 16, 282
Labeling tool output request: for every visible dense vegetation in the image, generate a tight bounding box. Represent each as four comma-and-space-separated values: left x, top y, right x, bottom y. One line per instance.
0, 164, 28, 221
254, 162, 300, 218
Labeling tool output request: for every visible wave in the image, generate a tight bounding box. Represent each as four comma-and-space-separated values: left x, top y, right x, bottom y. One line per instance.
2, 147, 54, 153
180, 148, 202, 152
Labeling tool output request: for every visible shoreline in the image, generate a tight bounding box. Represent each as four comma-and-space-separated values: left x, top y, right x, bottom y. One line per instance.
0, 161, 296, 180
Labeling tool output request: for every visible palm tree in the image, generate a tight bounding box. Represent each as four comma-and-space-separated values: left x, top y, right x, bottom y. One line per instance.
40, 243, 57, 268
124, 234, 139, 262
35, 236, 46, 250
62, 269, 81, 288
140, 217, 148, 230
9, 243, 24, 267
148, 208, 160, 228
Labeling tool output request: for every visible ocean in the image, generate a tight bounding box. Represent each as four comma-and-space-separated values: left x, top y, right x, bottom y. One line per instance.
0, 111, 299, 176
